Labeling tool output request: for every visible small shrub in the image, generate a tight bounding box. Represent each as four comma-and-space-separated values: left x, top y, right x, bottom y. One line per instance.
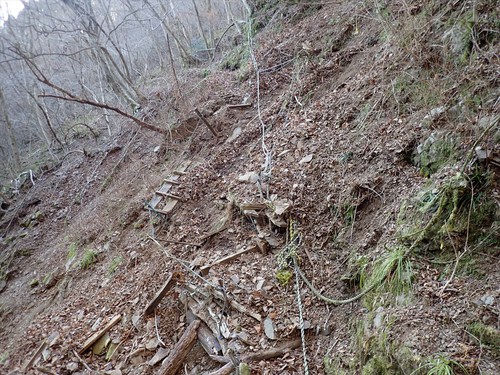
80, 249, 97, 269
417, 354, 468, 375
107, 255, 123, 276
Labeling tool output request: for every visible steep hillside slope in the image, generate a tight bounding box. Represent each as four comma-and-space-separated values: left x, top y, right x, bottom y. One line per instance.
1, 1, 498, 374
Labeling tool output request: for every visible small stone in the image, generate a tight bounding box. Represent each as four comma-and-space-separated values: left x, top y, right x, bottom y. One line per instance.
373, 307, 385, 329
238, 172, 259, 183
263, 317, 276, 340
66, 362, 79, 372
480, 295, 494, 306
145, 338, 158, 351
299, 154, 313, 164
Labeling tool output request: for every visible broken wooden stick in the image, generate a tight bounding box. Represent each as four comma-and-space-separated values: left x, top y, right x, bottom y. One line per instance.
227, 103, 253, 109
194, 108, 219, 137
155, 191, 184, 201
79, 315, 122, 354
144, 273, 177, 316
163, 178, 181, 185
159, 238, 201, 247
23, 340, 48, 371
209, 338, 301, 374
184, 283, 262, 322
157, 320, 200, 375
199, 246, 258, 276
187, 309, 222, 356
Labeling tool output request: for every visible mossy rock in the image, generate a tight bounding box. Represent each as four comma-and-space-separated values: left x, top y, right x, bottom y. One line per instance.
414, 131, 458, 177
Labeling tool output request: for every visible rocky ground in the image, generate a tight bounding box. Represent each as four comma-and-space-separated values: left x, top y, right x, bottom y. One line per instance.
1, 1, 499, 374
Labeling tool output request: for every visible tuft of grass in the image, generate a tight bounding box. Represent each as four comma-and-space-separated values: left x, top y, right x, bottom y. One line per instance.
364, 246, 413, 295
80, 249, 97, 269
0, 351, 8, 364
414, 354, 468, 375
324, 356, 348, 375
67, 243, 78, 261
107, 255, 123, 276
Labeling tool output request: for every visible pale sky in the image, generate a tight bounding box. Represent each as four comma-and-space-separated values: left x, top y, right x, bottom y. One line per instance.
0, 0, 25, 22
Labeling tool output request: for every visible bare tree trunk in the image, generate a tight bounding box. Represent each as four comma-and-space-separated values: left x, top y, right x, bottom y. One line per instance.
192, 0, 212, 59
0, 88, 21, 173
166, 33, 182, 100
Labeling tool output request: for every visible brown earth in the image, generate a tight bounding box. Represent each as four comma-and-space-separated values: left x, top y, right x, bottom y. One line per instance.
1, 1, 499, 374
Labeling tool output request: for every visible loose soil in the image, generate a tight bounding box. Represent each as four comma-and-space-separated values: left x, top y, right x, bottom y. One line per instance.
1, 1, 499, 374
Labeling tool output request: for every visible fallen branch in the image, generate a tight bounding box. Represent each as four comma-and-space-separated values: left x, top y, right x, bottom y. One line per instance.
23, 340, 47, 371
79, 315, 122, 354
209, 339, 301, 374
11, 47, 166, 135
199, 245, 258, 276
194, 107, 219, 137
227, 102, 253, 109
187, 309, 222, 356
144, 273, 177, 316
157, 320, 200, 375
184, 283, 262, 322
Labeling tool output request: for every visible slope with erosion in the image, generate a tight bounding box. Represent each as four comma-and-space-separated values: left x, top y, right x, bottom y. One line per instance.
1, 0, 499, 374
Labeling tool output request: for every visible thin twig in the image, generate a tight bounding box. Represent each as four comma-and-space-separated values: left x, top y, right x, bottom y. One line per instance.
155, 311, 166, 347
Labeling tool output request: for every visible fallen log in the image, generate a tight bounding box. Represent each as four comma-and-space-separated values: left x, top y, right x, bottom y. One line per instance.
157, 319, 200, 375
208, 338, 301, 374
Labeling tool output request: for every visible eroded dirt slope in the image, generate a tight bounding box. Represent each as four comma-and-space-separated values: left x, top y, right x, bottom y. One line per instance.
1, 1, 499, 374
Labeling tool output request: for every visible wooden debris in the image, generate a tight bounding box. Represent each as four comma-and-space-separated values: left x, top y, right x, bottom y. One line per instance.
227, 103, 253, 109
157, 320, 200, 375
162, 179, 180, 185
149, 161, 190, 210
253, 237, 269, 255
171, 170, 187, 176
185, 284, 262, 322
144, 273, 177, 316
186, 309, 222, 356
23, 340, 47, 371
194, 107, 219, 137
79, 315, 122, 354
181, 295, 221, 341
154, 191, 183, 201
148, 347, 170, 366
199, 246, 258, 276
238, 202, 267, 211
209, 339, 301, 374
158, 238, 201, 247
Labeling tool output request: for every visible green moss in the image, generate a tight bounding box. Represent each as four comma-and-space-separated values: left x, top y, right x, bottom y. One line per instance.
415, 133, 458, 177
467, 322, 500, 353
221, 44, 249, 71
398, 171, 495, 253
324, 356, 348, 375
276, 269, 293, 286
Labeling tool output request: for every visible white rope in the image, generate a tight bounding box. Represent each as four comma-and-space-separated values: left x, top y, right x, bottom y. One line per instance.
294, 256, 309, 375
246, 17, 273, 197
